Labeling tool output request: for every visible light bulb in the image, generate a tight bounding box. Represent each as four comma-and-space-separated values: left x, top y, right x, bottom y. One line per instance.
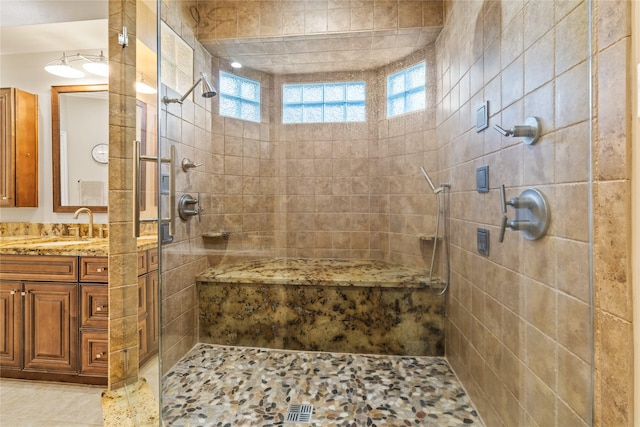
44, 63, 84, 78
83, 61, 109, 77
135, 81, 157, 94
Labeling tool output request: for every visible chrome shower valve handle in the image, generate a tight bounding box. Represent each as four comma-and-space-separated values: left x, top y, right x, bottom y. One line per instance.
498, 185, 550, 242
500, 184, 519, 213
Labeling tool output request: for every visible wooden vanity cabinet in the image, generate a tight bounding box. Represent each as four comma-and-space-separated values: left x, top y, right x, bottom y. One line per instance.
78, 256, 108, 378
0, 256, 78, 378
138, 247, 159, 365
79, 250, 159, 376
23, 281, 78, 373
0, 87, 38, 207
0, 280, 22, 369
1, 281, 78, 373
0, 248, 158, 384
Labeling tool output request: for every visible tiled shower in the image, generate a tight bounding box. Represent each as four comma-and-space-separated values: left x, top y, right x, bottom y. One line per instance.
138, 0, 635, 426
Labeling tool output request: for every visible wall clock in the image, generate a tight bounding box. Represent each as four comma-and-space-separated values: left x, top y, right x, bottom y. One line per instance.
91, 143, 109, 164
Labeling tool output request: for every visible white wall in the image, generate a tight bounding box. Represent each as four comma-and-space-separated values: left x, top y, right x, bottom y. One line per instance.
0, 51, 108, 223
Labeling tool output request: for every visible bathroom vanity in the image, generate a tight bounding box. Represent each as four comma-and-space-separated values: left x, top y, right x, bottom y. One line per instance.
0, 236, 157, 385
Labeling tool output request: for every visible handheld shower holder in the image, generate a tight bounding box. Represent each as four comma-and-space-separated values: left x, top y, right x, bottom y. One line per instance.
181, 158, 203, 172
494, 116, 541, 145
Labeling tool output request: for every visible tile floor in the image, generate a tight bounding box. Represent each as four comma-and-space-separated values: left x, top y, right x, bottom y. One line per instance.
0, 356, 159, 427
162, 344, 483, 426
0, 378, 104, 426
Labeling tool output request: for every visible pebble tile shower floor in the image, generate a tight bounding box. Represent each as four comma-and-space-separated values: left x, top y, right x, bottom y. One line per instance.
162, 344, 483, 426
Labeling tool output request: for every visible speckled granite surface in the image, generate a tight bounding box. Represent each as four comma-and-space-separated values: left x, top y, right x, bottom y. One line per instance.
162, 344, 483, 426
197, 258, 445, 356
102, 378, 159, 427
0, 235, 157, 256
197, 258, 435, 288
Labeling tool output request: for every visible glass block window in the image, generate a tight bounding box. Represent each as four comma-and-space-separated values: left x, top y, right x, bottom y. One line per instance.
219, 71, 260, 122
387, 62, 426, 118
283, 82, 366, 124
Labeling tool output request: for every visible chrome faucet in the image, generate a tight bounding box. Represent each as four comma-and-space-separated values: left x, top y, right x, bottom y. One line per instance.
73, 207, 94, 238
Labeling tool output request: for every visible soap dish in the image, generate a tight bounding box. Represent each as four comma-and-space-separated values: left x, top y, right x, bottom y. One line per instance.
418, 235, 440, 242
202, 232, 230, 240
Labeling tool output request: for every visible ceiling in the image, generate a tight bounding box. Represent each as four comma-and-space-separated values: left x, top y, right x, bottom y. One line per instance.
1, 1, 442, 76
201, 27, 442, 75
0, 1, 107, 55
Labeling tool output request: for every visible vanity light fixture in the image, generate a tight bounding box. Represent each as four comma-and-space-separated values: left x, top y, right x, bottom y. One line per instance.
44, 51, 109, 78
81, 51, 109, 76
135, 71, 157, 94
44, 53, 84, 78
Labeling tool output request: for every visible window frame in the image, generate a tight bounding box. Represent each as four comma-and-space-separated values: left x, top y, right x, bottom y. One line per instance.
386, 61, 426, 118
219, 71, 261, 123
282, 81, 366, 124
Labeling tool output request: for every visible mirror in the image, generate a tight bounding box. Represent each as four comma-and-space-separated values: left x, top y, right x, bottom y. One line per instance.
51, 84, 108, 213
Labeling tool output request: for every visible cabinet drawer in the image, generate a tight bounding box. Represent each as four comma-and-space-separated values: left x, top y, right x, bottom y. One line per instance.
137, 251, 147, 276
0, 255, 77, 282
148, 247, 158, 272
80, 284, 108, 328
80, 257, 108, 283
80, 331, 108, 376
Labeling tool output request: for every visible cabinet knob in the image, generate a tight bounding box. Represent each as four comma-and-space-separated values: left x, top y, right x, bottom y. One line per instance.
96, 305, 107, 311
95, 352, 104, 359
10, 290, 16, 295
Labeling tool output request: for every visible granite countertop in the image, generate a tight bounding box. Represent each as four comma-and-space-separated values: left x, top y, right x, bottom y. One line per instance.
197, 258, 434, 288
0, 235, 158, 256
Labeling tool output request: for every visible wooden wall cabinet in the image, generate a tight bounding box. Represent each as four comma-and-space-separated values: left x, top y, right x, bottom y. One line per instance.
0, 87, 38, 207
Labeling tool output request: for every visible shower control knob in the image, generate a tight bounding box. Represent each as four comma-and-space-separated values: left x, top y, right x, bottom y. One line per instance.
499, 216, 508, 242
500, 184, 519, 213
498, 187, 550, 242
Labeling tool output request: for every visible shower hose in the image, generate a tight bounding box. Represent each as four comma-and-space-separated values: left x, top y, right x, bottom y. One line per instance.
429, 187, 450, 295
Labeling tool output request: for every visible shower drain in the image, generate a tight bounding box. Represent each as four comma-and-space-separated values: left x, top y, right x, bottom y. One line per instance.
285, 404, 313, 423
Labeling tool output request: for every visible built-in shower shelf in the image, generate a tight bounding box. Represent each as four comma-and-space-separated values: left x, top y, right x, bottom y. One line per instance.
202, 231, 230, 240
421, 277, 446, 289
418, 235, 441, 242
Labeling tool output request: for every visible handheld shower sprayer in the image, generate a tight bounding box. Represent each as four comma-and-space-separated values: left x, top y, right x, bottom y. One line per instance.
419, 166, 450, 296
420, 166, 444, 194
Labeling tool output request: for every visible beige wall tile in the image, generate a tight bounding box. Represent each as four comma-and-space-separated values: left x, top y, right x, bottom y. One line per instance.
556, 2, 588, 75
596, 38, 631, 181
594, 180, 632, 320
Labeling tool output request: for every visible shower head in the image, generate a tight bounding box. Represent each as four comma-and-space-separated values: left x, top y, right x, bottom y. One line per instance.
163, 72, 217, 104
420, 166, 443, 194
199, 73, 217, 98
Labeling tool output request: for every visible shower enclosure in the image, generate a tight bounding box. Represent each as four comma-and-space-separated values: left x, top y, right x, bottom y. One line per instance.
147, 1, 599, 425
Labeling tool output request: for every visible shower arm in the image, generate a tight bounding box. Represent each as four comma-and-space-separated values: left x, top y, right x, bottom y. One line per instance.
163, 77, 204, 104
163, 72, 216, 104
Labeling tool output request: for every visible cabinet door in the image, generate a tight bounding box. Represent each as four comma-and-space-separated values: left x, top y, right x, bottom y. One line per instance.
147, 271, 159, 352
23, 282, 77, 372
0, 280, 22, 369
0, 88, 38, 207
0, 89, 13, 206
